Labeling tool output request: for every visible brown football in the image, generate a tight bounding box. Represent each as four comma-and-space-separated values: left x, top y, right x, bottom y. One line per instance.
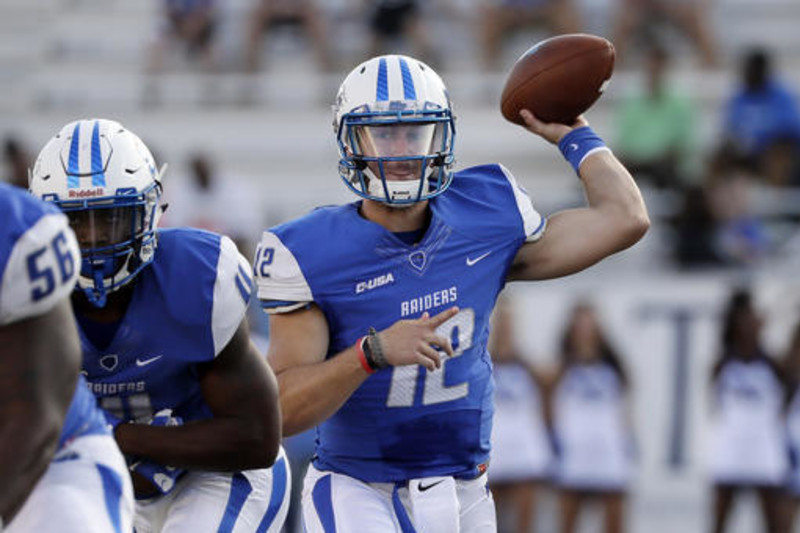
500, 34, 615, 125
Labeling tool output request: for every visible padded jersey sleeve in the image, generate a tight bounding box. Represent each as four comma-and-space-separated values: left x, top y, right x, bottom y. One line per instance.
497, 164, 546, 242
210, 235, 253, 355
0, 213, 80, 326
253, 230, 313, 314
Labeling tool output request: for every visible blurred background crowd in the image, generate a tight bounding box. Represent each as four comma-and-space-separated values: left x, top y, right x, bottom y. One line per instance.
3, 0, 800, 531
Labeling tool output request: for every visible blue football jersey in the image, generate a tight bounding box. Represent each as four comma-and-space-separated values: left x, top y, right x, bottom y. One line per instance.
255, 164, 545, 482
80, 228, 253, 424
0, 183, 106, 447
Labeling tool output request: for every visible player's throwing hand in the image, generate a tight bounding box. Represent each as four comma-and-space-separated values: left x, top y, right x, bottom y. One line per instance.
519, 109, 588, 145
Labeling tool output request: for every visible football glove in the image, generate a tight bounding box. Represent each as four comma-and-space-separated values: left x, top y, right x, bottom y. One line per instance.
148, 408, 183, 427
130, 460, 185, 495
129, 409, 186, 495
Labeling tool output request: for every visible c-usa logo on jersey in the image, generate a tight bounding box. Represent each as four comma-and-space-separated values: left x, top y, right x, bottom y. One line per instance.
355, 272, 395, 294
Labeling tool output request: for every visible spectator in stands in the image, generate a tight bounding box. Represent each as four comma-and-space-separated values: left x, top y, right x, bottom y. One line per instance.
671, 184, 724, 269
244, 0, 332, 74
706, 158, 772, 267
478, 0, 582, 71
708, 289, 787, 533
550, 302, 634, 533
160, 151, 263, 258
364, 1, 439, 69
611, 0, 718, 67
489, 293, 553, 533
717, 47, 800, 187
146, 0, 218, 73
3, 136, 30, 189
614, 42, 697, 189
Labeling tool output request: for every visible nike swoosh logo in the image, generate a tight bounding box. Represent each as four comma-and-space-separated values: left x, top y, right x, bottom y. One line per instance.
418, 479, 445, 492
136, 355, 163, 367
466, 251, 492, 266
569, 143, 579, 151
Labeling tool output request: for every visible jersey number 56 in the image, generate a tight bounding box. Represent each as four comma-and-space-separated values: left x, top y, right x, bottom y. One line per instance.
26, 230, 75, 302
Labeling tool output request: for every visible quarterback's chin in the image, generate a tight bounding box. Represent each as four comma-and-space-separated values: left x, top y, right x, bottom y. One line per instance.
384, 201, 424, 211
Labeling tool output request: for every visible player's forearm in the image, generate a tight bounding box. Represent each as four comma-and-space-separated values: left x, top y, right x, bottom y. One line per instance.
579, 151, 650, 248
0, 416, 61, 523
115, 416, 277, 471
277, 345, 369, 436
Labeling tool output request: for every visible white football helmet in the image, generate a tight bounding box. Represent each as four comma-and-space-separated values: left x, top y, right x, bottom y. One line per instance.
29, 118, 165, 307
333, 55, 456, 205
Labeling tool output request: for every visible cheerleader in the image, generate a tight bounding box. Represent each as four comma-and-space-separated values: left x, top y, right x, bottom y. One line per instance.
551, 303, 634, 533
708, 289, 787, 533
489, 295, 554, 533
781, 321, 800, 531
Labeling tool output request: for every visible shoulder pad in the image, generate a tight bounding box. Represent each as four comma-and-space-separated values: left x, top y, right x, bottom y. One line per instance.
0, 212, 80, 325
253, 231, 313, 314
211, 235, 252, 354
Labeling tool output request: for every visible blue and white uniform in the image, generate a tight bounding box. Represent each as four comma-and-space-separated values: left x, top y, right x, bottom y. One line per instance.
0, 183, 134, 533
785, 385, 800, 494
255, 164, 544, 532
784, 384, 800, 494
79, 228, 289, 533
709, 357, 788, 486
490, 361, 553, 483
552, 361, 633, 491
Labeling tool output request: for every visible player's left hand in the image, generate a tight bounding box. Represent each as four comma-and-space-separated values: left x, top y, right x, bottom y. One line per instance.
519, 109, 588, 144
148, 408, 183, 427
128, 409, 187, 496
130, 460, 185, 495
377, 306, 459, 371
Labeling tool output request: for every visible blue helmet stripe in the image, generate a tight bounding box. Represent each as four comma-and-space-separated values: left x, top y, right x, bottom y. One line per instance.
67, 122, 81, 188
91, 121, 106, 187
376, 57, 388, 101
398, 57, 416, 100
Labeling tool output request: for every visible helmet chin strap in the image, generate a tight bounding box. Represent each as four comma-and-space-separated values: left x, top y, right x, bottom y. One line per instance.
86, 269, 108, 308
78, 251, 137, 308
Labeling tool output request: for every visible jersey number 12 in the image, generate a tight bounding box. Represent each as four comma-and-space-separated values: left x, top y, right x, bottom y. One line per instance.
386, 308, 475, 407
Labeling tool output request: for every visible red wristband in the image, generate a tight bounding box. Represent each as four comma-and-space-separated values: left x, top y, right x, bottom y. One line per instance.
355, 336, 375, 374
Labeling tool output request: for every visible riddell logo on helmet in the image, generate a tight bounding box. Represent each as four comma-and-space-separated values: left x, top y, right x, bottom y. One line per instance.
68, 188, 105, 198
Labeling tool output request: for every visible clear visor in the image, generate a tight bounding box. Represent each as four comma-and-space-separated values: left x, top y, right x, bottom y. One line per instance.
351, 123, 443, 158
66, 206, 141, 252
